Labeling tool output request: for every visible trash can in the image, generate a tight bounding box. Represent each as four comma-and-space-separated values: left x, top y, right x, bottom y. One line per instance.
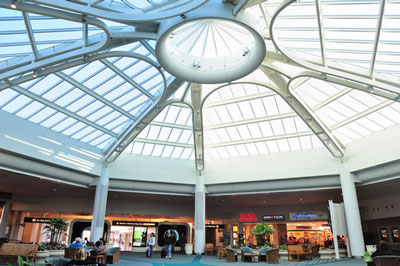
185, 244, 193, 255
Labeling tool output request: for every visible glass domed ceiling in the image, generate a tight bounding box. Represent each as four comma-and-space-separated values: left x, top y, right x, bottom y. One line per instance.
0, 0, 400, 163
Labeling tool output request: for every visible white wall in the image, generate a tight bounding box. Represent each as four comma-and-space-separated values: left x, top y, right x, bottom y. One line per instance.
344, 123, 400, 172
109, 153, 196, 184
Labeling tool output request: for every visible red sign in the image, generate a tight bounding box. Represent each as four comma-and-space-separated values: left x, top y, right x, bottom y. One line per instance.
239, 213, 258, 222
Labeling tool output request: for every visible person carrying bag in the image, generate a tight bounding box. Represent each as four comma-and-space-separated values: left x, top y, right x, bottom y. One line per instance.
147, 233, 156, 258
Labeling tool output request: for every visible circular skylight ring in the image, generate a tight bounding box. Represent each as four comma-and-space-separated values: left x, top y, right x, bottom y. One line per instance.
156, 18, 266, 84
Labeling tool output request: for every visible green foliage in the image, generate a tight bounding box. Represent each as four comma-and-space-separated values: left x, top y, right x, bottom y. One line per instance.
7, 256, 31, 266
251, 223, 274, 247
43, 218, 68, 244
37, 243, 47, 251
280, 244, 288, 251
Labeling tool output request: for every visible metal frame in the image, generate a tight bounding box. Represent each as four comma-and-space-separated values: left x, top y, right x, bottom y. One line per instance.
1, 0, 400, 172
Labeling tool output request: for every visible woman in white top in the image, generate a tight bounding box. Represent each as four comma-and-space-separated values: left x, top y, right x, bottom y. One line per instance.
147, 233, 156, 258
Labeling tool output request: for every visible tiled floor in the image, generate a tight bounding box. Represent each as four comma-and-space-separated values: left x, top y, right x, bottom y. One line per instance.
119, 252, 367, 266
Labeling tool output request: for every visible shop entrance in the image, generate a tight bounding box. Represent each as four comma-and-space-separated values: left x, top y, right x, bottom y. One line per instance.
206, 228, 216, 244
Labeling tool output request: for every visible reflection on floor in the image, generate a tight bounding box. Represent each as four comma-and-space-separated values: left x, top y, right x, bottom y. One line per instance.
119, 252, 366, 266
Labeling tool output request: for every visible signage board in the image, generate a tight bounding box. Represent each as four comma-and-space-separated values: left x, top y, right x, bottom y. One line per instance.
289, 211, 328, 221
24, 217, 52, 223
205, 224, 224, 229
112, 221, 158, 227
262, 215, 284, 221
239, 213, 258, 222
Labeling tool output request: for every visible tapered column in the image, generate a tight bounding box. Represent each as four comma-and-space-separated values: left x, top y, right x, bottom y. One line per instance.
340, 171, 365, 257
0, 200, 11, 238
194, 175, 205, 254
90, 166, 110, 242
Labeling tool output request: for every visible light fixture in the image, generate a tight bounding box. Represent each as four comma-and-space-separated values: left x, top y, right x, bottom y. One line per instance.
32, 70, 39, 78
10, 0, 18, 9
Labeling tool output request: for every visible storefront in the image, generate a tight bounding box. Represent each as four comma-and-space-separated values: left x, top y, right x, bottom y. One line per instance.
239, 211, 333, 248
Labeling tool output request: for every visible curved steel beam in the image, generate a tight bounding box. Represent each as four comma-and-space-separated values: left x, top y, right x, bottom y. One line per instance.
201, 77, 344, 158
27, 0, 209, 23
0, 0, 110, 80
269, 0, 400, 100
104, 77, 185, 163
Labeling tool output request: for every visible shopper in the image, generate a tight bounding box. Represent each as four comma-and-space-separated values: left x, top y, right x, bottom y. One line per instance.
69, 237, 85, 249
372, 241, 392, 257
147, 233, 156, 258
164, 230, 175, 259
180, 233, 186, 254
65, 246, 106, 266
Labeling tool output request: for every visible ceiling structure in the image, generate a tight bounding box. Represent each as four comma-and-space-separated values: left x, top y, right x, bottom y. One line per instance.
2, 168, 400, 208
1, 0, 400, 174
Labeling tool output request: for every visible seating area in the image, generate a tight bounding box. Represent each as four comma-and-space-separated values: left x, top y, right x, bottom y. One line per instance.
205, 243, 215, 256
0, 243, 38, 264
287, 245, 312, 261
105, 247, 121, 264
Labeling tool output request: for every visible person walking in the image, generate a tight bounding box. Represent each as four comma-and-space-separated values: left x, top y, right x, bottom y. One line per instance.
164, 230, 175, 259
147, 233, 156, 258
180, 233, 186, 254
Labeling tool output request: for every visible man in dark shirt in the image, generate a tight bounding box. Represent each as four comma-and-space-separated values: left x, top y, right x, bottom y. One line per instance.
371, 241, 392, 258
164, 230, 175, 259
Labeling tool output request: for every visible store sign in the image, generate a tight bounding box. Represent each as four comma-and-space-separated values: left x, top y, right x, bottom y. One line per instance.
262, 215, 284, 221
239, 213, 258, 222
24, 217, 52, 223
112, 221, 158, 226
290, 212, 327, 221
205, 224, 224, 229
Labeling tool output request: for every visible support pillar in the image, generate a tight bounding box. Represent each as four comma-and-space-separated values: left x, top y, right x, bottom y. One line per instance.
0, 200, 11, 238
340, 171, 365, 257
10, 211, 22, 240
194, 175, 205, 254
90, 166, 110, 242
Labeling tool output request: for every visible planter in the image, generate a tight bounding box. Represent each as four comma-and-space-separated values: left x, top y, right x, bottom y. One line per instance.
36, 250, 50, 264
319, 248, 335, 259
49, 250, 64, 257
278, 250, 288, 260
185, 244, 193, 255
339, 248, 347, 258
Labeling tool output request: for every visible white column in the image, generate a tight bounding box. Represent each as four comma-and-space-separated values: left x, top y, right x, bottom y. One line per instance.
90, 166, 110, 242
194, 175, 205, 254
0, 200, 11, 238
340, 171, 365, 257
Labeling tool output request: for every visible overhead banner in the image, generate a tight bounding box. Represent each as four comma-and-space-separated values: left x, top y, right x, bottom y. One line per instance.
205, 224, 224, 229
24, 217, 52, 223
112, 221, 158, 227
328, 201, 347, 236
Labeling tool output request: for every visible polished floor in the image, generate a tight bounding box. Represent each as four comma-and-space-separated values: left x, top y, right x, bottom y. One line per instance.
119, 252, 366, 266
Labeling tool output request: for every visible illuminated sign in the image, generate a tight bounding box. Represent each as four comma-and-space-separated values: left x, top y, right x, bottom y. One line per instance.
262, 215, 284, 221
112, 221, 158, 226
290, 212, 327, 221
239, 213, 258, 222
24, 217, 53, 223
205, 224, 224, 229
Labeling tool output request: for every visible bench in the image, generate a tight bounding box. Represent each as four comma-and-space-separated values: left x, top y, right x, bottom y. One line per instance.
0, 243, 38, 264
288, 245, 312, 261
205, 243, 215, 255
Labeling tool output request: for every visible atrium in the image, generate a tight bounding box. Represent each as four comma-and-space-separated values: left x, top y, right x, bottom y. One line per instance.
0, 0, 400, 261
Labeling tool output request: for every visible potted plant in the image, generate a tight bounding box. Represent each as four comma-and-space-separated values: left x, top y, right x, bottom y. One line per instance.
278, 244, 288, 260
36, 243, 50, 263
251, 223, 274, 247
42, 218, 68, 257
